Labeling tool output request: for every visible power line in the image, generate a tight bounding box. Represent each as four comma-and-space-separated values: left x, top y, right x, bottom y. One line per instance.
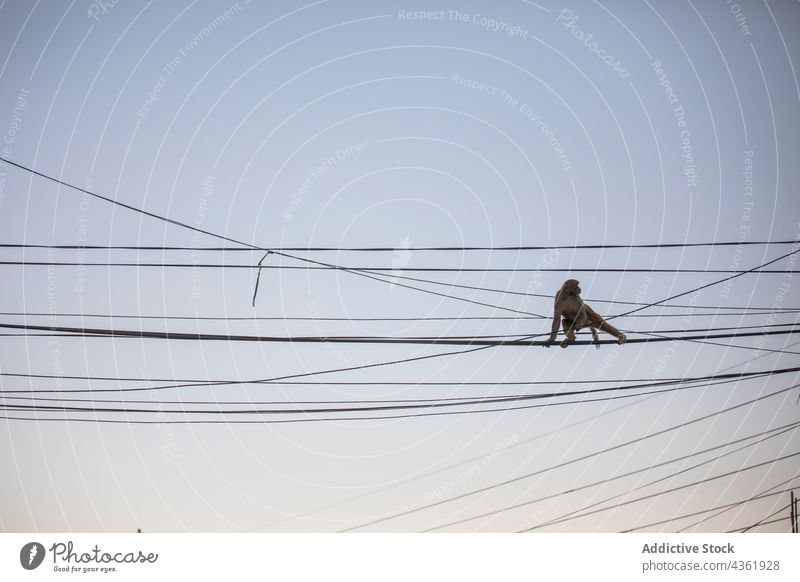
424, 423, 800, 532
732, 504, 791, 533
633, 330, 800, 356
641, 490, 798, 533
0, 374, 781, 425
5, 375, 797, 427
0, 321, 795, 346
4, 369, 788, 390
337, 380, 800, 531
9, 367, 788, 404
520, 441, 800, 534
9, 254, 800, 315
629, 323, 798, 334
6, 375, 797, 428
4, 367, 793, 411
365, 254, 799, 314
3, 310, 799, 323
0, 387, 665, 415
247, 337, 800, 530
0, 372, 753, 386
593, 489, 797, 533
0, 389, 687, 423
4, 393, 794, 534
4, 356, 796, 401
4, 273, 551, 320
13, 393, 794, 533
4, 323, 797, 342
5, 367, 795, 416
676, 475, 800, 533
2, 330, 553, 395
624, 475, 800, 533
10, 331, 800, 358
0, 259, 795, 274
0, 393, 606, 406
516, 452, 800, 532
249, 390, 718, 532
733, 515, 791, 532
733, 505, 793, 533
14, 156, 768, 327
2, 330, 795, 417
1, 158, 795, 423
3, 157, 798, 346
4, 323, 800, 361
330, 267, 800, 311
2, 240, 796, 252
606, 248, 800, 321
0, 157, 547, 319
3, 156, 798, 333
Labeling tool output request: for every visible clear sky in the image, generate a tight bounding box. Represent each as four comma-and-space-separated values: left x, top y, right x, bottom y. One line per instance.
0, 0, 798, 533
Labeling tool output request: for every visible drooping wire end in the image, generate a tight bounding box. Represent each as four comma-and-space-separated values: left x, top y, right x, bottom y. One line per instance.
252, 251, 273, 307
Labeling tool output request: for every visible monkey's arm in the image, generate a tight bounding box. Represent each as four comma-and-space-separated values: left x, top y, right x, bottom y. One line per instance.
544, 306, 562, 346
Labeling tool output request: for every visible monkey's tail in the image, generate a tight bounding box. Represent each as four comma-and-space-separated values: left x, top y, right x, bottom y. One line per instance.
591, 327, 600, 349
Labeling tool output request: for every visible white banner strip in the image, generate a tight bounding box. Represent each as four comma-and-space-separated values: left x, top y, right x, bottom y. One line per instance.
1, 533, 797, 581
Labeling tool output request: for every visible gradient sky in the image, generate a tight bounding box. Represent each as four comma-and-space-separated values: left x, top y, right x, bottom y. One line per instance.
1, 0, 799, 533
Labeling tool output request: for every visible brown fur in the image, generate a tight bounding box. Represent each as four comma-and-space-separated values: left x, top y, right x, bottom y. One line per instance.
544, 279, 626, 348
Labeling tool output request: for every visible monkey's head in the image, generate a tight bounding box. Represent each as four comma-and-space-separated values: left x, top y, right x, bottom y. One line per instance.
561, 279, 581, 296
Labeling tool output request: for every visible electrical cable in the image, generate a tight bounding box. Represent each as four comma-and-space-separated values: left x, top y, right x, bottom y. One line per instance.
336, 380, 800, 531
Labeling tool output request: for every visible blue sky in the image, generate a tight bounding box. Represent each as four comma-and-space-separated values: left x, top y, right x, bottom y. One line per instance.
0, 0, 799, 532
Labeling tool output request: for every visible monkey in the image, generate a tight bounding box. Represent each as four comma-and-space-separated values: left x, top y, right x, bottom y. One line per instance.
543, 279, 627, 348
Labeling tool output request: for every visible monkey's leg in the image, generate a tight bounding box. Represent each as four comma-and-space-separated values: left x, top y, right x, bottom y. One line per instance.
560, 318, 577, 348
596, 319, 626, 344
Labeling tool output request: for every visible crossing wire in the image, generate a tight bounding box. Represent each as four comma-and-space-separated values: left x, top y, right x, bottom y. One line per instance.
1, 240, 796, 251
245, 336, 800, 530
0, 372, 796, 424
3, 156, 799, 379
337, 380, 800, 531
474, 453, 800, 533
0, 158, 546, 319
623, 475, 800, 533
0, 320, 795, 347
4, 322, 798, 343
3, 366, 796, 413
0, 259, 796, 274
602, 489, 799, 533
423, 422, 800, 532
4, 158, 799, 531
2, 157, 798, 322
8, 358, 798, 393
2, 307, 800, 320
734, 505, 793, 533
